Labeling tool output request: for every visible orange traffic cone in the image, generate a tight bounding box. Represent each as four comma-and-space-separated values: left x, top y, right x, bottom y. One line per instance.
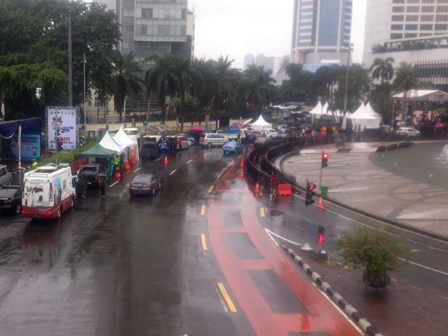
164, 156, 168, 164
318, 196, 324, 209
240, 159, 244, 167
114, 168, 121, 180
240, 168, 244, 178
255, 182, 260, 193
131, 157, 136, 165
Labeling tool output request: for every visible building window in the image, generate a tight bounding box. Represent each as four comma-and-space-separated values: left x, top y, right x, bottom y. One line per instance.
435, 14, 448, 20
405, 24, 419, 29
406, 6, 420, 12
95, 99, 106, 107
437, 6, 448, 11
181, 25, 186, 36
182, 9, 187, 19
405, 33, 418, 37
420, 15, 434, 20
391, 24, 404, 29
141, 25, 147, 35
421, 5, 435, 11
142, 8, 153, 18
406, 15, 419, 21
407, 0, 420, 3
435, 23, 448, 29
437, 0, 448, 3
158, 25, 170, 35
390, 33, 403, 38
393, 0, 405, 2
392, 6, 405, 12
422, 0, 435, 2
420, 23, 433, 29
392, 15, 405, 21
420, 33, 432, 36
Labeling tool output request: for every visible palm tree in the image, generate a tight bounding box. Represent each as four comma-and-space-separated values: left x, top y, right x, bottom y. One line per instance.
145, 52, 180, 126
393, 62, 420, 121
111, 51, 144, 122
191, 58, 214, 125
369, 57, 395, 84
285, 63, 303, 79
209, 56, 238, 129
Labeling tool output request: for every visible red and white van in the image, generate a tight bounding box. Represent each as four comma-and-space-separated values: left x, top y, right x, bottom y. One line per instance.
22, 164, 76, 219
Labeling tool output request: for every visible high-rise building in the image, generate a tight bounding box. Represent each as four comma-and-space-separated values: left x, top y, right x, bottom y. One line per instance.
290, 0, 352, 64
363, 0, 448, 84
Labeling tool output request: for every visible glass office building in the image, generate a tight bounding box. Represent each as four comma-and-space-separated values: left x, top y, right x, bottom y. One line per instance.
291, 0, 352, 64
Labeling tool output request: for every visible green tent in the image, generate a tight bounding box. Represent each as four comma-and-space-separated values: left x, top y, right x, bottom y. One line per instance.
78, 143, 117, 158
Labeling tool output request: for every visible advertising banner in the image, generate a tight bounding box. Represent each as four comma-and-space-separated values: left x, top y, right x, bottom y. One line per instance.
47, 107, 77, 150
11, 134, 41, 159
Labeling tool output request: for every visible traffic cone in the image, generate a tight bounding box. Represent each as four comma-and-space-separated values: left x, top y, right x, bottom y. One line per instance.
114, 168, 121, 180
318, 196, 324, 209
255, 182, 260, 193
164, 156, 168, 164
240, 168, 244, 178
240, 159, 244, 167
130, 157, 136, 165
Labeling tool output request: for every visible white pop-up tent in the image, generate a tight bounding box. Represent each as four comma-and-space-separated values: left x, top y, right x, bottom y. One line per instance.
309, 101, 327, 115
365, 102, 382, 118
251, 115, 272, 131
113, 126, 139, 162
348, 104, 381, 129
100, 131, 125, 155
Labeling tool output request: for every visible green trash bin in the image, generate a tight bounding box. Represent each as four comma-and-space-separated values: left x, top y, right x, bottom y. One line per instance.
321, 185, 328, 196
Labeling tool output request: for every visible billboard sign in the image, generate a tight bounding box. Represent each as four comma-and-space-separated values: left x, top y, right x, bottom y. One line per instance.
47, 107, 77, 150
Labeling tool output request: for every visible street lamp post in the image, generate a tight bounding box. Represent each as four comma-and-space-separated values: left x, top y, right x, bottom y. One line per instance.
343, 43, 354, 117
83, 53, 86, 140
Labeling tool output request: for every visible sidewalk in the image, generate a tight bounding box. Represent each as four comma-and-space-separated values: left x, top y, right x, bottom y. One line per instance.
278, 141, 448, 241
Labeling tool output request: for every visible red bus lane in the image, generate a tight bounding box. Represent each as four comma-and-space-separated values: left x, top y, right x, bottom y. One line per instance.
207, 166, 361, 336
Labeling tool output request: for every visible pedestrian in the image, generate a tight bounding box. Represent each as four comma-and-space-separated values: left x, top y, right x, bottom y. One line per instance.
237, 132, 241, 144
99, 176, 107, 197
79, 175, 87, 199
144, 150, 151, 167
31, 159, 38, 170
109, 157, 114, 176
113, 155, 120, 174
178, 137, 182, 151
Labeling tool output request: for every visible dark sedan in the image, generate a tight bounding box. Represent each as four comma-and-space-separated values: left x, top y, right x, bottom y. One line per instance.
130, 174, 161, 196
0, 185, 22, 215
78, 163, 108, 185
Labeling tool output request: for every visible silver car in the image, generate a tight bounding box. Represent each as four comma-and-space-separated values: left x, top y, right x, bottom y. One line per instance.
0, 165, 12, 187
200, 133, 227, 148
396, 127, 420, 138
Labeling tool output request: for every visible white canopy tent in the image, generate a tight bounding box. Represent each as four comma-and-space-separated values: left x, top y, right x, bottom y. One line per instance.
365, 102, 381, 118
251, 115, 272, 131
100, 131, 125, 155
309, 101, 327, 115
113, 126, 139, 162
348, 104, 381, 129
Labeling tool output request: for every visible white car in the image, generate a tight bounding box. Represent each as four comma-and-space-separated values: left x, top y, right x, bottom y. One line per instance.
396, 127, 420, 138
263, 129, 278, 138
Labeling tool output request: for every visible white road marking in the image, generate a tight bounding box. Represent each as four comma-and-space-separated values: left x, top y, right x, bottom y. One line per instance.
400, 258, 448, 276
311, 283, 364, 335
133, 167, 141, 173
265, 229, 279, 247
186, 160, 193, 164
170, 170, 176, 175
264, 229, 301, 246
109, 181, 118, 188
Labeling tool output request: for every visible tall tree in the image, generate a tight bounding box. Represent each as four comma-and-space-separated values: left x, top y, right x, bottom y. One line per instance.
112, 52, 144, 123
191, 58, 214, 125
369, 57, 395, 84
145, 52, 180, 126
285, 63, 303, 79
393, 62, 420, 120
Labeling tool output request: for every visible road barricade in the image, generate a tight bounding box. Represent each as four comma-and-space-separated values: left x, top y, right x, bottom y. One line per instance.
278, 184, 292, 196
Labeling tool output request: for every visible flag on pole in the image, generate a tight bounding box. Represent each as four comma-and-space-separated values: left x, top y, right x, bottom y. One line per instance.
1, 94, 4, 119
176, 116, 181, 131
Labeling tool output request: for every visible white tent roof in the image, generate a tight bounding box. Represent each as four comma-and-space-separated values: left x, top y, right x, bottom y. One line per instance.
100, 131, 125, 155
365, 102, 381, 117
348, 104, 381, 129
251, 115, 272, 130
309, 101, 323, 115
113, 126, 136, 147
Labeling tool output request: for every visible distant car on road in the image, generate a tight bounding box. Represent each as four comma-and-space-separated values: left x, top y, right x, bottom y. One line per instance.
200, 133, 227, 148
396, 127, 420, 138
129, 174, 161, 196
78, 164, 108, 185
0, 165, 12, 188
0, 185, 22, 215
141, 141, 160, 160
223, 140, 244, 154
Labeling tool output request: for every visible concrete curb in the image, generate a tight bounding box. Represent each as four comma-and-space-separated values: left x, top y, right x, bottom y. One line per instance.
281, 244, 384, 336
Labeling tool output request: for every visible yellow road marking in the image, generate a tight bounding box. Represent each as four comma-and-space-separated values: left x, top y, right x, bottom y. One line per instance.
201, 234, 208, 250
260, 207, 265, 217
109, 181, 118, 188
227, 163, 232, 168
217, 283, 237, 312
133, 167, 141, 173
237, 155, 243, 158
208, 186, 214, 194
201, 205, 205, 216
217, 172, 223, 179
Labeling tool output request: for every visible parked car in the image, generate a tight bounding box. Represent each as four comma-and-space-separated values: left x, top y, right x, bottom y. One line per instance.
142, 135, 161, 143
129, 174, 161, 196
396, 127, 420, 138
0, 185, 22, 215
0, 165, 12, 187
78, 163, 108, 185
141, 141, 160, 160
263, 128, 278, 138
223, 140, 244, 154
200, 133, 228, 148
174, 134, 191, 150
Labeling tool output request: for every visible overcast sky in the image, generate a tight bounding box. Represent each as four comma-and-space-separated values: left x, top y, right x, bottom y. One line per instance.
188, 0, 367, 69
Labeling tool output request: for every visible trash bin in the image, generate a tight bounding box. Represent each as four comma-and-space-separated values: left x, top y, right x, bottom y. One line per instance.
321, 185, 328, 196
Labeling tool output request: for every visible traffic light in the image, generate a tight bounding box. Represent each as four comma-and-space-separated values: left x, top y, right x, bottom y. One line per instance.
305, 182, 316, 206
322, 153, 329, 168
57, 138, 63, 151
318, 226, 325, 244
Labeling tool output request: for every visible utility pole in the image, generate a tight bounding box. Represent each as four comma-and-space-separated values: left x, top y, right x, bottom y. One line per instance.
343, 43, 353, 117
83, 53, 86, 139
68, 8, 73, 106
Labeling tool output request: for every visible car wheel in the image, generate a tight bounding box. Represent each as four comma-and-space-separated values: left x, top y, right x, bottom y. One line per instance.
14, 204, 21, 215
207, 142, 212, 148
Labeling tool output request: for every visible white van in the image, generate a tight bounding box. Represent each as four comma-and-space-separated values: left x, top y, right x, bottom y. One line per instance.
22, 164, 76, 219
